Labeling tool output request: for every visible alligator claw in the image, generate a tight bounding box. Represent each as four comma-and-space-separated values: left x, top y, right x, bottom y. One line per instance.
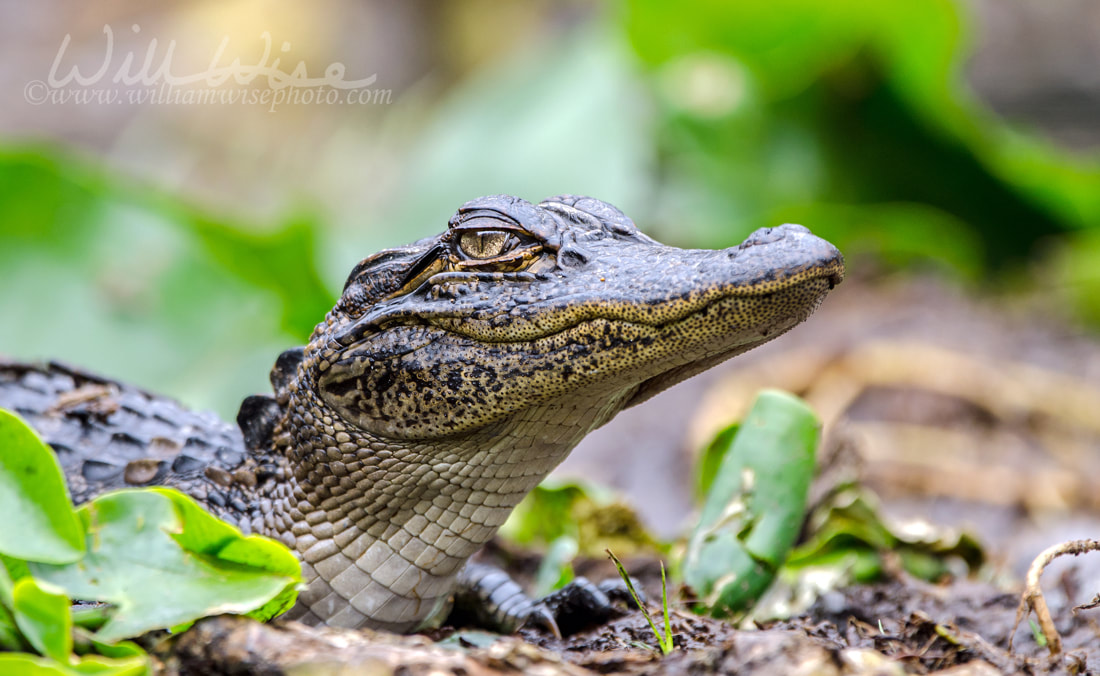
519, 603, 561, 639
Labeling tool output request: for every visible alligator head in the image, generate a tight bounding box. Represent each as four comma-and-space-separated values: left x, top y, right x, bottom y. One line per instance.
250, 194, 843, 631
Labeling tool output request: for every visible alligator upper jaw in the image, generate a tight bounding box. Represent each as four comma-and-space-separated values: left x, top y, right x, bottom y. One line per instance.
426, 250, 843, 346
330, 223, 843, 351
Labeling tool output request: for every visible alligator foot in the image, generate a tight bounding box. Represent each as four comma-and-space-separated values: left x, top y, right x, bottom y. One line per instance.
452, 562, 643, 638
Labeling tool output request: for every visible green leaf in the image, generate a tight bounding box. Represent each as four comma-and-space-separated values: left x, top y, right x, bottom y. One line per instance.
30, 490, 299, 643
786, 485, 984, 584
0, 653, 148, 676
0, 564, 25, 651
532, 536, 578, 598
500, 479, 659, 558
2, 554, 33, 585
0, 607, 24, 651
683, 389, 819, 616
0, 553, 33, 650
0, 552, 15, 606
82, 636, 145, 660
0, 654, 70, 676
11, 578, 72, 663
0, 410, 85, 563
152, 488, 302, 622
695, 423, 739, 500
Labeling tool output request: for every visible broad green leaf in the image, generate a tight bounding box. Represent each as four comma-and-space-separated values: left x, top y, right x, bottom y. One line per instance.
30, 490, 298, 642
153, 488, 302, 622
2, 554, 34, 585
11, 578, 72, 662
75, 632, 145, 660
0, 653, 148, 676
0, 654, 70, 676
0, 410, 85, 563
683, 389, 819, 616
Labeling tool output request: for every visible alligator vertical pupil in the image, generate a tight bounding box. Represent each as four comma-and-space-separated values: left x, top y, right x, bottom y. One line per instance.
459, 230, 512, 259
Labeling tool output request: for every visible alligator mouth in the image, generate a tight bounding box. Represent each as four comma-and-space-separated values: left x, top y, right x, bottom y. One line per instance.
410, 256, 845, 347
402, 265, 839, 411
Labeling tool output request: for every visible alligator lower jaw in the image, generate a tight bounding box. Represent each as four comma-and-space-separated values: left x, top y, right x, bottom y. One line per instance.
621, 279, 835, 408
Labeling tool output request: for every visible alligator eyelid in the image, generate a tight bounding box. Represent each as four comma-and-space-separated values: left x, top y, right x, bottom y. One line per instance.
427, 271, 537, 284
450, 221, 529, 234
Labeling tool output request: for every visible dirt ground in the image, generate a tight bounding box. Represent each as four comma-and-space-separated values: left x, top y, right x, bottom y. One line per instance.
156, 572, 1099, 675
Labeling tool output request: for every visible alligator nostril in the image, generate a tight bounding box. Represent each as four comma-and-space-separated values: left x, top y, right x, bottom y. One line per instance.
738, 223, 813, 251
558, 245, 590, 268
739, 227, 781, 249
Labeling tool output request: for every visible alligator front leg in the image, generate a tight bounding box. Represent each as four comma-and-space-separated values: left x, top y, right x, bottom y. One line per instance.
452, 562, 642, 637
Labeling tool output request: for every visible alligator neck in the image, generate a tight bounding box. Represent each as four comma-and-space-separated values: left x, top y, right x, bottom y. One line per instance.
270, 370, 631, 630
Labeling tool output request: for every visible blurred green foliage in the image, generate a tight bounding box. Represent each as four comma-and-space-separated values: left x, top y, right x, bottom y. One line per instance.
623, 0, 1100, 268
0, 149, 331, 415
2, 0, 1099, 415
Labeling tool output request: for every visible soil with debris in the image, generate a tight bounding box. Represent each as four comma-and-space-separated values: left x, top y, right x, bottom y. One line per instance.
155, 574, 1098, 675
154, 275, 1100, 676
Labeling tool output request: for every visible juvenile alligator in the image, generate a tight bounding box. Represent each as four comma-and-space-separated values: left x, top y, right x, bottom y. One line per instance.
0, 195, 843, 633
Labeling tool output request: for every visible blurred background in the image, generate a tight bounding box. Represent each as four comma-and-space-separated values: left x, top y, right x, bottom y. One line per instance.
4, 0, 1100, 545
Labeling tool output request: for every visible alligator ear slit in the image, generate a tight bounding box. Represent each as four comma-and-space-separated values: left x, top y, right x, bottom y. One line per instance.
399, 244, 448, 289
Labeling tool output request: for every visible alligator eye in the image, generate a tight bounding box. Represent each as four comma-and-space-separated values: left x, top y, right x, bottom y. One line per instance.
457, 230, 517, 260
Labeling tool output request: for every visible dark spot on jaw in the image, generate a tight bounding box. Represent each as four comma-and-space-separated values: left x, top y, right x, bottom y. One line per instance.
373, 369, 397, 393
446, 371, 464, 391
323, 377, 358, 399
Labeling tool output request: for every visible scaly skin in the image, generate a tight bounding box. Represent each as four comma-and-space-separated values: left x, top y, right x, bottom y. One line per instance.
0, 195, 844, 633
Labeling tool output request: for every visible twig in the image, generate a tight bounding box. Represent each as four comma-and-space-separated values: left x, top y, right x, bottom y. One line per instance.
1010, 538, 1100, 655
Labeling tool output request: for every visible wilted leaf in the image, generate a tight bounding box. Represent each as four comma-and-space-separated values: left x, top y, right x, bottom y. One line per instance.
787, 485, 985, 582
501, 479, 660, 558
